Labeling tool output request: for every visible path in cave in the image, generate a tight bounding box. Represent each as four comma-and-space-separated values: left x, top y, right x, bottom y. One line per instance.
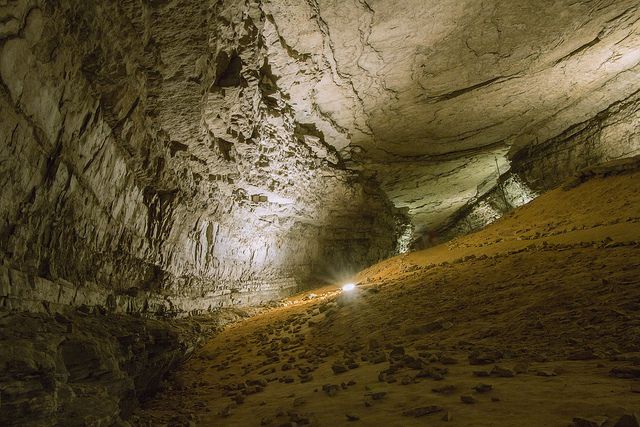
136, 163, 640, 427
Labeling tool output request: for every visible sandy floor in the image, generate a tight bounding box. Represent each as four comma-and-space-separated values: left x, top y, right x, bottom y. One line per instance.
135, 166, 640, 426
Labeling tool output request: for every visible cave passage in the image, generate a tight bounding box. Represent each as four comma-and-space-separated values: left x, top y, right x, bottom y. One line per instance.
1, 1, 639, 426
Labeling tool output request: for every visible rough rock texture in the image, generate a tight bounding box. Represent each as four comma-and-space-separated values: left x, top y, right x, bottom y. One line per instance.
434, 89, 640, 244
2, 0, 640, 309
0, 0, 405, 314
260, 0, 640, 236
0, 308, 251, 426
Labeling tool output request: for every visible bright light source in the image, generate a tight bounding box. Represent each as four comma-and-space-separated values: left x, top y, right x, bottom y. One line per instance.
342, 283, 356, 292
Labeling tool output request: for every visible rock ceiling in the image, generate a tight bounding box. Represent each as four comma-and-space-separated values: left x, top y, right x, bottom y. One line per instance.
263, 0, 640, 233
1, 0, 639, 303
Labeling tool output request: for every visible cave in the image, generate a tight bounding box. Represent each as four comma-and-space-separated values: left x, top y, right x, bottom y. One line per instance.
1, 1, 639, 426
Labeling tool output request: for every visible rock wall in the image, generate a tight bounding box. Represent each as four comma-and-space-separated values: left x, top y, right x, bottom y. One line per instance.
431, 90, 640, 245
511, 89, 640, 191
0, 308, 251, 427
0, 1, 405, 315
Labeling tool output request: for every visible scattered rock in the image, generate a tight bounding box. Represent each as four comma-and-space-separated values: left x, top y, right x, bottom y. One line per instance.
292, 397, 306, 407
610, 367, 640, 379
460, 395, 476, 404
368, 391, 387, 400
614, 414, 640, 427
332, 363, 348, 374
345, 413, 360, 422
432, 384, 456, 395
402, 406, 444, 417
572, 416, 608, 427
322, 384, 339, 397
473, 383, 493, 393
468, 350, 503, 365
490, 365, 515, 378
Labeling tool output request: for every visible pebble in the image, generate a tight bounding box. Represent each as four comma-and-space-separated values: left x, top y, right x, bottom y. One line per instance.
490, 365, 515, 377
402, 406, 444, 417
614, 414, 640, 427
572, 416, 608, 427
332, 363, 348, 374
432, 384, 456, 395
460, 395, 476, 404
345, 413, 360, 421
473, 383, 493, 393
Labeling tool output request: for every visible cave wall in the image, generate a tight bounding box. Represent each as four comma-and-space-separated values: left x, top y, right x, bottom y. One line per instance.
511, 90, 640, 191
0, 0, 405, 315
431, 90, 640, 245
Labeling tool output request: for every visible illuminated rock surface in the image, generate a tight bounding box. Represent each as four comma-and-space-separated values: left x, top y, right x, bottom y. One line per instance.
0, 0, 639, 424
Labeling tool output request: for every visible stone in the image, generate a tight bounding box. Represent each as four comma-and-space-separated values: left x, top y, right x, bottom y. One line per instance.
432, 385, 457, 395
322, 384, 339, 397
614, 414, 640, 427
460, 395, 477, 404
345, 414, 360, 421
610, 367, 640, 379
572, 416, 608, 427
469, 350, 503, 365
490, 366, 515, 378
332, 363, 348, 374
402, 406, 444, 417
473, 384, 493, 393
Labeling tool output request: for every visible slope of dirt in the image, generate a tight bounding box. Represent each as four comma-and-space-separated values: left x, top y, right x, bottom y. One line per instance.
135, 160, 640, 426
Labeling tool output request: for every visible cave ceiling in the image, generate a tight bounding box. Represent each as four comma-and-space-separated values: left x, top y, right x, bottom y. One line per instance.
261, 0, 640, 233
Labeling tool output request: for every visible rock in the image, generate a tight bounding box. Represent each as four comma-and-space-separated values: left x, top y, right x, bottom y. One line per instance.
368, 391, 387, 400
345, 413, 360, 421
572, 416, 608, 427
568, 350, 597, 361
322, 384, 339, 397
332, 363, 348, 374
438, 355, 459, 365
490, 366, 515, 378
536, 370, 557, 377
460, 395, 477, 404
614, 414, 640, 427
610, 367, 640, 379
432, 385, 457, 395
406, 318, 449, 334
469, 350, 503, 365
402, 406, 444, 417
416, 367, 448, 380
473, 384, 493, 393
389, 346, 405, 360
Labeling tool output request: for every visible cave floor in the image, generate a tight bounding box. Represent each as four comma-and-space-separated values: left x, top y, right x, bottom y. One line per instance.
135, 168, 640, 427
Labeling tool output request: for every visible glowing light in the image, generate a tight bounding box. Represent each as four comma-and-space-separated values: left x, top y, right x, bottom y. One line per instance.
342, 283, 356, 292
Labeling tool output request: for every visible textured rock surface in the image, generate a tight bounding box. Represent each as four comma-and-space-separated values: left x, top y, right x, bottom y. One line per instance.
0, 308, 251, 426
261, 0, 640, 235
0, 0, 405, 314
2, 0, 640, 310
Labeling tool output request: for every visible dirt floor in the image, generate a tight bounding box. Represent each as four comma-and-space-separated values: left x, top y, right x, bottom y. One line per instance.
135, 164, 640, 427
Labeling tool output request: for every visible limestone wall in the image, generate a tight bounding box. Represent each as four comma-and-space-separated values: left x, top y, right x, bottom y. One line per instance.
0, 1, 405, 314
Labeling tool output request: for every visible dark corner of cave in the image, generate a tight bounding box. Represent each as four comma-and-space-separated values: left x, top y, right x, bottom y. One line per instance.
1, 1, 639, 426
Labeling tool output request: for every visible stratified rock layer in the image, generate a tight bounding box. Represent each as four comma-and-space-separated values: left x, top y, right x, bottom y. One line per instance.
0, 0, 405, 314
